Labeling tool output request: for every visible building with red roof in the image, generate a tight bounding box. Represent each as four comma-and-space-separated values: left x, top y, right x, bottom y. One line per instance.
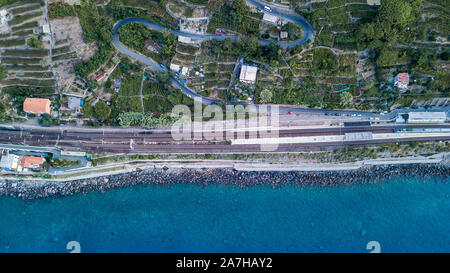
21, 156, 45, 169
394, 73, 409, 91
23, 98, 51, 115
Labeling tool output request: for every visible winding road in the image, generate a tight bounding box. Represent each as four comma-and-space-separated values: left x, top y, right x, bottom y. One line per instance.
112, 0, 449, 119
112, 1, 313, 104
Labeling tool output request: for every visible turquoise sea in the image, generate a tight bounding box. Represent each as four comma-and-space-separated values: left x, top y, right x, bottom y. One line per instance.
0, 175, 449, 252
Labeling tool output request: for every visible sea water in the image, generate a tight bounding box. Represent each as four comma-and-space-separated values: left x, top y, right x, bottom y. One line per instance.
0, 175, 449, 252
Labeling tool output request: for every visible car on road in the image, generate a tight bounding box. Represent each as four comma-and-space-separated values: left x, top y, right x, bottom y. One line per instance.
264, 6, 272, 12
160, 64, 166, 70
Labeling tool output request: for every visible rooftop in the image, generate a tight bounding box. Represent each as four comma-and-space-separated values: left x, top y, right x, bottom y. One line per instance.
239, 65, 258, 84
23, 98, 51, 115
0, 153, 19, 170
68, 97, 82, 110
408, 112, 447, 120
262, 13, 279, 24
21, 156, 45, 168
396, 73, 409, 85
178, 36, 192, 44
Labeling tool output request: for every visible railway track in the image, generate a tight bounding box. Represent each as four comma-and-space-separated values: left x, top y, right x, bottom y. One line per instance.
1, 124, 449, 154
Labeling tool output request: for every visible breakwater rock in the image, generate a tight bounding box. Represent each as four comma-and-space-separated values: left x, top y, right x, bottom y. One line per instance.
0, 164, 449, 200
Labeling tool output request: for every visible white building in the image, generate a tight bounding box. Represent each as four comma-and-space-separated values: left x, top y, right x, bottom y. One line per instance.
68, 97, 82, 110
170, 63, 181, 72
407, 112, 447, 124
394, 73, 409, 92
42, 24, 50, 34
239, 65, 258, 84
0, 153, 20, 171
178, 36, 192, 44
280, 31, 288, 39
181, 66, 189, 76
262, 13, 279, 25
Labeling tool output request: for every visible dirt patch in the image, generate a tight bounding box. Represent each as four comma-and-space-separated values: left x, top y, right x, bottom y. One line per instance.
50, 16, 97, 91
51, 16, 97, 61
53, 61, 76, 92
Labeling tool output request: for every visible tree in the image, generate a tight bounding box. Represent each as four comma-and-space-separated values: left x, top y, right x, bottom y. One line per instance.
340, 92, 353, 107
87, 80, 99, 89
232, 0, 247, 13
377, 0, 413, 28
156, 71, 170, 84
376, 48, 398, 67
259, 89, 272, 103
27, 36, 43, 48
39, 114, 60, 126
94, 101, 111, 121
81, 103, 94, 117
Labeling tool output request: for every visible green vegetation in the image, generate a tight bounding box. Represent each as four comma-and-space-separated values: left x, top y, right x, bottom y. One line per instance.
8, 11, 42, 25
208, 0, 260, 35
0, 64, 7, 80
26, 36, 43, 48
11, 21, 38, 32
116, 112, 181, 128
106, 0, 177, 28
93, 101, 111, 121
73, 1, 113, 78
339, 91, 353, 106
0, 39, 24, 47
48, 2, 76, 18
39, 114, 60, 126
355, 0, 423, 49
11, 4, 41, 15
2, 48, 48, 57
0, 0, 40, 8
1, 78, 55, 87
2, 86, 54, 112
118, 23, 177, 60
119, 74, 141, 96
50, 158, 81, 168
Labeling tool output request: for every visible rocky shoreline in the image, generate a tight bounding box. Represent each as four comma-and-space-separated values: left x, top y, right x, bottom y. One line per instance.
0, 164, 449, 200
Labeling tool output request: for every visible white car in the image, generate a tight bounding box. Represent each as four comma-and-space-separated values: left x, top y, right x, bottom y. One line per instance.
264, 6, 272, 12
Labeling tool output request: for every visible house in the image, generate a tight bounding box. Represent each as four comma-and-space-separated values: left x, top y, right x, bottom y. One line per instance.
262, 13, 279, 25
407, 112, 447, 124
178, 36, 192, 44
280, 31, 288, 39
41, 24, 51, 34
95, 72, 106, 82
68, 97, 82, 110
181, 66, 189, 76
23, 98, 51, 115
114, 78, 122, 92
239, 65, 258, 84
0, 153, 20, 171
21, 156, 45, 170
170, 63, 181, 73
394, 73, 409, 91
